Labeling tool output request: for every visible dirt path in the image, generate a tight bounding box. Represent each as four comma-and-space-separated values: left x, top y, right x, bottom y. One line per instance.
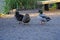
0, 15, 60, 40
0, 10, 60, 40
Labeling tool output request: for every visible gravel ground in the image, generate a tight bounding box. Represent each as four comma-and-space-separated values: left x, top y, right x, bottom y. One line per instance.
0, 14, 60, 40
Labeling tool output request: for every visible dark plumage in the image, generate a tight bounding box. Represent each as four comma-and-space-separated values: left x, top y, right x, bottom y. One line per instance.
15, 11, 30, 24
41, 16, 51, 22
15, 11, 24, 21
22, 14, 30, 23
46, 17, 51, 22
39, 9, 43, 14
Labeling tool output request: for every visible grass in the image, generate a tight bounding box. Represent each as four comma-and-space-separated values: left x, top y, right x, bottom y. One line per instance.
4, 0, 37, 14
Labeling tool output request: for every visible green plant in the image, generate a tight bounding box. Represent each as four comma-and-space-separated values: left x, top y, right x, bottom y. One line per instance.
4, 0, 37, 14
52, 3, 57, 8
49, 3, 57, 9
4, 0, 17, 13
